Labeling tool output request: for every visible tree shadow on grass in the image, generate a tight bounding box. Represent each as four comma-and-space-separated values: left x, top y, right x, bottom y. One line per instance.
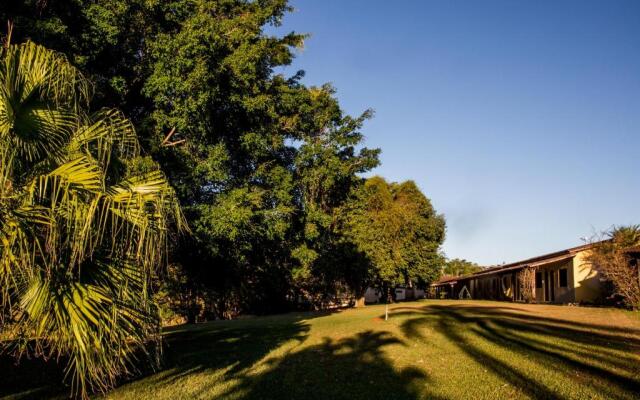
0, 350, 67, 399
2, 309, 437, 400
214, 330, 438, 400
115, 313, 441, 399
0, 311, 325, 399
394, 304, 640, 400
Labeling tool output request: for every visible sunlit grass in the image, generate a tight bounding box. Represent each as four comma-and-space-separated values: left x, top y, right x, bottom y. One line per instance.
3, 300, 640, 399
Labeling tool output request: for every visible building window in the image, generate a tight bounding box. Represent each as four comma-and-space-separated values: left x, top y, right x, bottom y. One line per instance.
559, 268, 568, 287
535, 272, 542, 288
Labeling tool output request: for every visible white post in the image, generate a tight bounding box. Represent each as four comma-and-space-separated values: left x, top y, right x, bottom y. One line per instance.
385, 286, 390, 321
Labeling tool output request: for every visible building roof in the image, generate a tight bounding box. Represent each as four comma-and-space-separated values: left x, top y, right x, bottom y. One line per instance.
432, 241, 599, 287
625, 245, 640, 254
432, 275, 460, 285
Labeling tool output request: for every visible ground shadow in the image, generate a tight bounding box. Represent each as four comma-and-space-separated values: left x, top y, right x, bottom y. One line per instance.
395, 304, 640, 400
215, 330, 439, 400
1, 309, 433, 400
0, 311, 324, 399
5, 304, 638, 399
0, 349, 67, 399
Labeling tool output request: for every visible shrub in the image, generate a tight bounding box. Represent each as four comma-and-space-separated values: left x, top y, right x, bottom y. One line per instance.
588, 226, 640, 310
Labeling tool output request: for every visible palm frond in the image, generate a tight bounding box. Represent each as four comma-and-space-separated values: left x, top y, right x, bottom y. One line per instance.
67, 109, 139, 165
0, 41, 185, 399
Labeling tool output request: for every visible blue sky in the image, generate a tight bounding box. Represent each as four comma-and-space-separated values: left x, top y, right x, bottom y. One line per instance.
270, 0, 640, 266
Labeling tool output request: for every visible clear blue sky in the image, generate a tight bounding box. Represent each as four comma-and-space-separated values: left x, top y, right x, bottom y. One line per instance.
270, 0, 640, 266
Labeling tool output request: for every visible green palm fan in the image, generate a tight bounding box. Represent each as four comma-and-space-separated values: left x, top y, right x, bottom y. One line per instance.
0, 41, 187, 398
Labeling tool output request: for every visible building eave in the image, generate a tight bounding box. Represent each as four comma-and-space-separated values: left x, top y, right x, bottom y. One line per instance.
432, 241, 602, 287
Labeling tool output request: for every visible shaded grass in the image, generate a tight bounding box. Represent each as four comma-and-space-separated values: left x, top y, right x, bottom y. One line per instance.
2, 301, 640, 399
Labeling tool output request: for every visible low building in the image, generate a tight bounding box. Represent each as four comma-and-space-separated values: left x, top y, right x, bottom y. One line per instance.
364, 286, 427, 303
431, 242, 609, 304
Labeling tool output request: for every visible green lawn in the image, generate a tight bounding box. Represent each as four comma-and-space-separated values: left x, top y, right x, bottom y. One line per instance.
3, 300, 640, 399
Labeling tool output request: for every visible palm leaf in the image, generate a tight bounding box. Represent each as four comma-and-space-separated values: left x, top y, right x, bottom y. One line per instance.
0, 41, 186, 398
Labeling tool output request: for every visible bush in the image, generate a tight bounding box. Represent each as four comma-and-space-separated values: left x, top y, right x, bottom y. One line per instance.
588, 226, 640, 310
517, 267, 536, 303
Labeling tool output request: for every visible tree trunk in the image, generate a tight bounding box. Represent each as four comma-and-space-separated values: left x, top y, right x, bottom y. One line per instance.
352, 285, 367, 308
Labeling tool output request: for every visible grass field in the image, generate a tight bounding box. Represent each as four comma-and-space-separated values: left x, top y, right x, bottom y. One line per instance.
3, 300, 640, 399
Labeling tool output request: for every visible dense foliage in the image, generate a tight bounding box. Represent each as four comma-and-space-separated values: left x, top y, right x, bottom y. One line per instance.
588, 225, 640, 309
443, 258, 483, 277
2, 0, 444, 321
341, 177, 446, 299
0, 41, 185, 397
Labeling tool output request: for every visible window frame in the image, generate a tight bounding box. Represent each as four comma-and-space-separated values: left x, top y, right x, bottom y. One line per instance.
559, 268, 568, 288
535, 272, 542, 289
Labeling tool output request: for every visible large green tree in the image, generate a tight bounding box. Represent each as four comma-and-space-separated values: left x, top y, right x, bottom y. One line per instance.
341, 177, 446, 300
290, 87, 379, 307
1, 0, 380, 317
0, 41, 184, 397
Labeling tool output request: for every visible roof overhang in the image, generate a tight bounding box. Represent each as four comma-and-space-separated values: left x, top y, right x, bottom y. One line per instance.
432, 252, 576, 286
625, 246, 640, 254
456, 253, 575, 280
431, 279, 457, 287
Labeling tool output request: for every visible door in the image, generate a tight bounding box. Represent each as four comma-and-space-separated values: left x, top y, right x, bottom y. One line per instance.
544, 271, 549, 302
549, 271, 555, 302
543, 271, 555, 302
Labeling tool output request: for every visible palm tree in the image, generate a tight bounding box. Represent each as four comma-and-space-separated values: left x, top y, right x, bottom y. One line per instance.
0, 40, 186, 397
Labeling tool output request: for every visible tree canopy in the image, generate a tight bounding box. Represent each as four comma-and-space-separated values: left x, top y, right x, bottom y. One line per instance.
2, 0, 447, 319
341, 177, 446, 293
1, 0, 386, 317
443, 258, 483, 277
